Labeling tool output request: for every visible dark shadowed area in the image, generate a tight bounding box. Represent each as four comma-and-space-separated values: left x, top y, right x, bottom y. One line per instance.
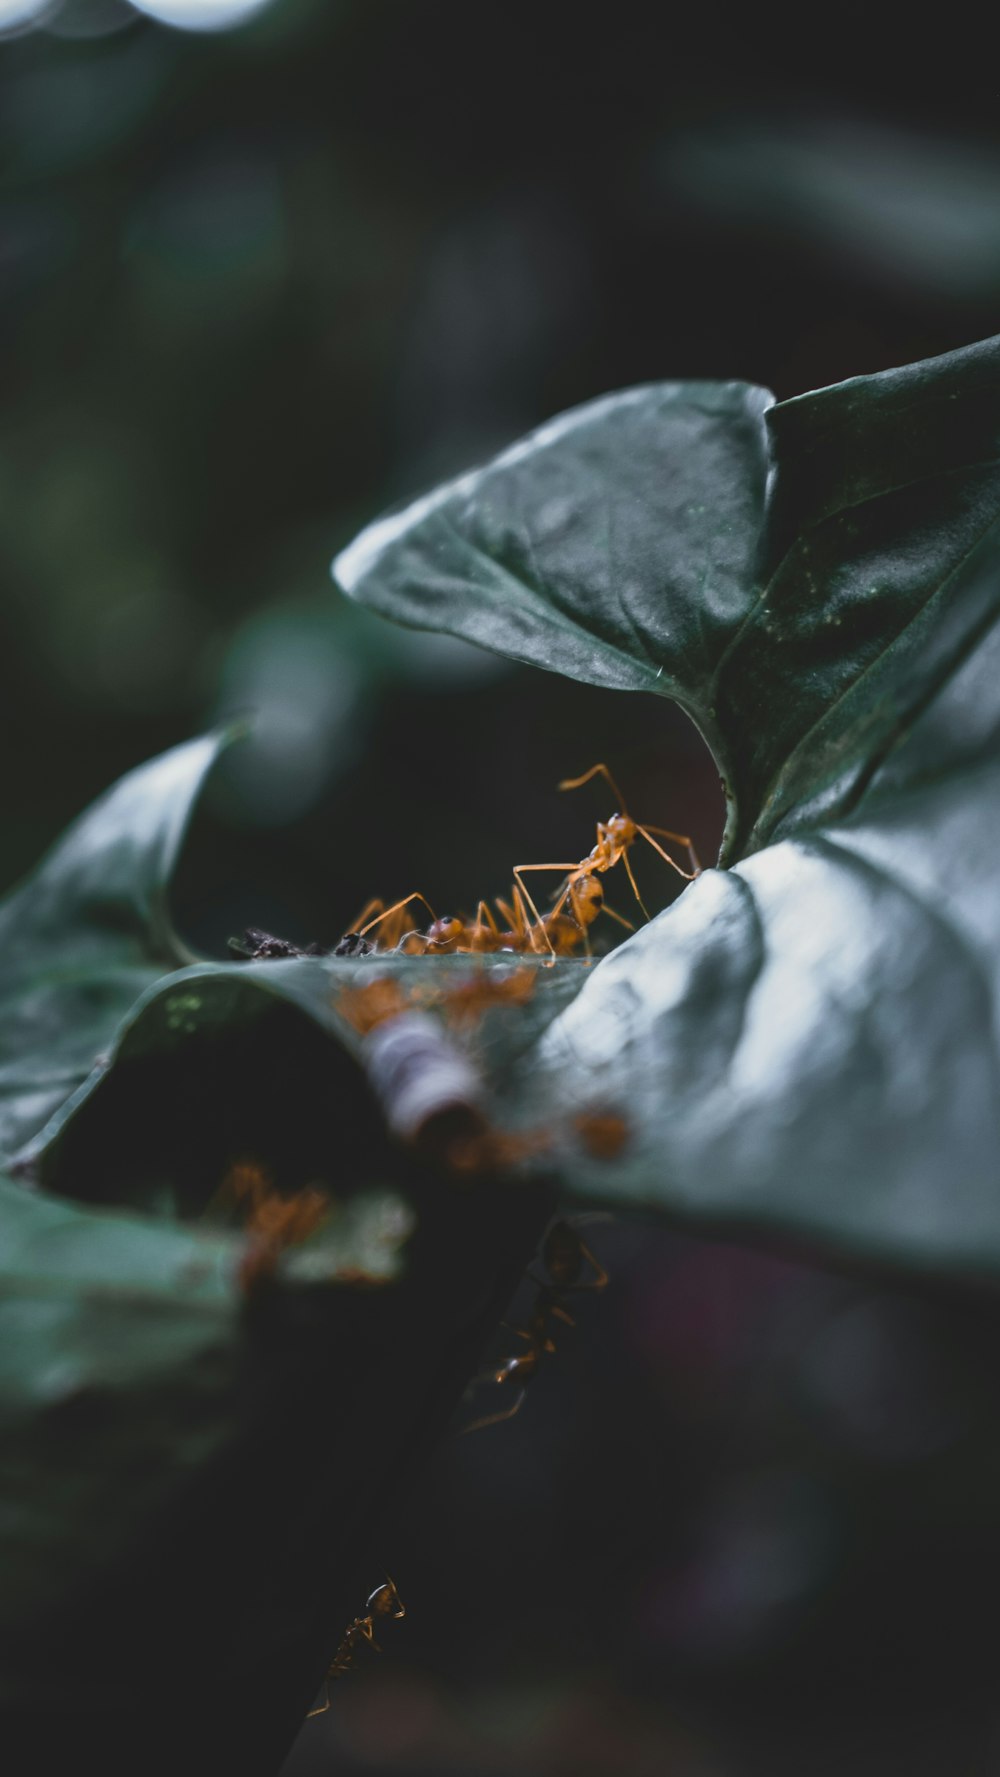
4, 2, 1000, 1770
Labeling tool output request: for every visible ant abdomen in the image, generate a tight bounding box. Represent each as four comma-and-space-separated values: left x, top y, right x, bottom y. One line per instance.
569, 877, 604, 926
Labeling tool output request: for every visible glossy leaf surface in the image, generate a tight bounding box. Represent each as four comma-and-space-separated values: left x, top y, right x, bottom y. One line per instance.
337, 335, 1000, 862
0, 732, 230, 1162
337, 337, 1000, 1279
0, 739, 556, 1763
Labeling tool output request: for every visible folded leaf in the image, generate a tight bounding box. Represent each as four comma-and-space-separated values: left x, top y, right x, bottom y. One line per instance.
0, 732, 231, 1162
336, 337, 1000, 1279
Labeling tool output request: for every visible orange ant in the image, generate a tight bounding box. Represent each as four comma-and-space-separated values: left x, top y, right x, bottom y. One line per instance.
218, 1159, 330, 1293
307, 1576, 405, 1717
431, 965, 537, 1027
238, 1186, 330, 1293
336, 966, 537, 1032
359, 875, 629, 961
463, 1218, 608, 1433
335, 975, 412, 1035
349, 895, 435, 954
513, 762, 701, 949
357, 885, 541, 956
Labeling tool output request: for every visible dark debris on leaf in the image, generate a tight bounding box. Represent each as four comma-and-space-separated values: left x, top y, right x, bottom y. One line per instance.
227, 927, 330, 961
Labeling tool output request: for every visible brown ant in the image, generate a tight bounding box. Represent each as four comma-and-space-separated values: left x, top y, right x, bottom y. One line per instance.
307, 1576, 406, 1718
513, 761, 701, 945
463, 1218, 608, 1433
229, 927, 328, 961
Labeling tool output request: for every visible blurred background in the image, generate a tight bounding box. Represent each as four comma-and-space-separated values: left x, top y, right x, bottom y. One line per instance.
4, 1, 1000, 1770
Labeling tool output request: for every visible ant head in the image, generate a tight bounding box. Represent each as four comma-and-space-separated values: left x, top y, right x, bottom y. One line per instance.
369, 1578, 405, 1619
427, 916, 464, 951
606, 811, 635, 842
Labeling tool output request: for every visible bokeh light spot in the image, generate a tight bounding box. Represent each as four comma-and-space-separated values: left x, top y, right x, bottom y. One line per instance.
0, 0, 58, 37
129, 0, 274, 30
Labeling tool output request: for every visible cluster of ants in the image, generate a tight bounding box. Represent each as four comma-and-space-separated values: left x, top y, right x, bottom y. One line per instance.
228, 766, 678, 1713
307, 1215, 607, 1711
232, 762, 700, 969
349, 762, 701, 962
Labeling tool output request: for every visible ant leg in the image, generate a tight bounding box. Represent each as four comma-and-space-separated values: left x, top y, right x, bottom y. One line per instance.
307, 1683, 331, 1719
638, 826, 700, 880
473, 900, 501, 951
534, 1224, 610, 1293
349, 896, 386, 932
513, 865, 586, 959
459, 1387, 527, 1436
359, 892, 437, 940
620, 848, 651, 920
600, 901, 635, 932
509, 884, 546, 956
558, 762, 629, 810
569, 1238, 609, 1291
494, 891, 535, 952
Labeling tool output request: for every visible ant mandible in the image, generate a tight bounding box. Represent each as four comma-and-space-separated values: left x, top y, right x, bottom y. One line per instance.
463, 1218, 608, 1434
512, 761, 701, 944
307, 1576, 405, 1718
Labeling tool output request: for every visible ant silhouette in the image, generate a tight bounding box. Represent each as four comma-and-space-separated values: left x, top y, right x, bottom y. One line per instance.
307, 1576, 406, 1717
513, 761, 701, 949
463, 1218, 609, 1434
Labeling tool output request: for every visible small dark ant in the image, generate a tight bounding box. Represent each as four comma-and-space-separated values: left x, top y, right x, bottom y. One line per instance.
332, 931, 374, 957
229, 927, 328, 961
307, 1577, 405, 1718
229, 926, 374, 961
463, 1218, 608, 1433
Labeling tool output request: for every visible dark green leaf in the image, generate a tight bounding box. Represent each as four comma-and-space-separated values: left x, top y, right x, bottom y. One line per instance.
0, 1169, 415, 1645
0, 731, 232, 1162
0, 724, 567, 1762
336, 338, 1000, 1280
22, 948, 588, 1193
336, 335, 1000, 861
336, 379, 773, 834
0, 1173, 242, 1644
